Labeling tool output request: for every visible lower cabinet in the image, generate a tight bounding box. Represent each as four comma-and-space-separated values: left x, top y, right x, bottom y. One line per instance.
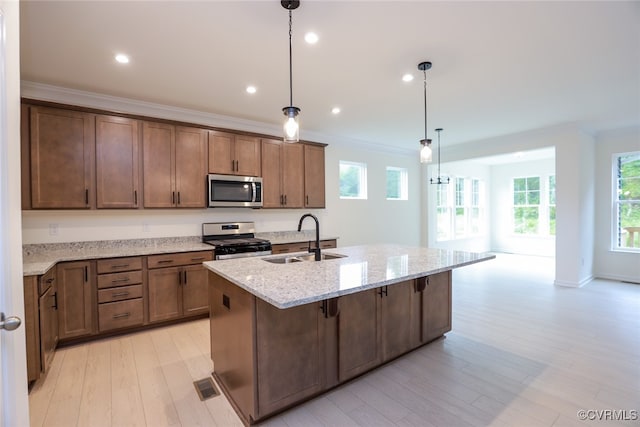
270, 239, 337, 255
56, 261, 95, 340
209, 270, 452, 424
96, 256, 144, 332
148, 251, 212, 323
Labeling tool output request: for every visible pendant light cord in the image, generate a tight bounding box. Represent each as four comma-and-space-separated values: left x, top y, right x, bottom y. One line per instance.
288, 9, 293, 107
423, 69, 427, 142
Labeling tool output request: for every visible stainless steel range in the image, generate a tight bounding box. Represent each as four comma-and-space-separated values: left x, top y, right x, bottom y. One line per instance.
202, 222, 272, 260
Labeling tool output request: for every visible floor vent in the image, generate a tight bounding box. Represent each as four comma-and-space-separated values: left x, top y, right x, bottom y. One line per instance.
193, 376, 219, 401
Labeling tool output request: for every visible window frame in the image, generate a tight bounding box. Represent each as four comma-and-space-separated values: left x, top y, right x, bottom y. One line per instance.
435, 176, 485, 242
339, 160, 368, 200
386, 166, 408, 201
612, 151, 640, 252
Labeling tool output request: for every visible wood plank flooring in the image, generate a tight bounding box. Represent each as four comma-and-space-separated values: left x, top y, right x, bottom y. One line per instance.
29, 254, 640, 426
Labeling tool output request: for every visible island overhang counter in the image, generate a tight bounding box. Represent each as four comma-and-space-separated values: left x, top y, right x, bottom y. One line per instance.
204, 244, 494, 425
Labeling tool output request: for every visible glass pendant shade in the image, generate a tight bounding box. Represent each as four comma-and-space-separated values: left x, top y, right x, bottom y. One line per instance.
420, 139, 432, 163
283, 106, 300, 142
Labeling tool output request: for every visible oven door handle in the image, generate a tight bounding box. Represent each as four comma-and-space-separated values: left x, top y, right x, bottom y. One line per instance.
215, 250, 272, 260
252, 182, 257, 203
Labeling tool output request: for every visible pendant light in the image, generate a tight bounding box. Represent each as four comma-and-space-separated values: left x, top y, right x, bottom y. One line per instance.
430, 128, 450, 185
418, 61, 432, 163
282, 0, 300, 142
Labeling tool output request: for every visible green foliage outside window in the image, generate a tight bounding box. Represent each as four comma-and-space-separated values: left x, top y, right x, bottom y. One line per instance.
513, 177, 540, 234
618, 153, 640, 248
339, 162, 364, 198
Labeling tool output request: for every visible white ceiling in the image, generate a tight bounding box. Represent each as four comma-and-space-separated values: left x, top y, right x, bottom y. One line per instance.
19, 1, 640, 151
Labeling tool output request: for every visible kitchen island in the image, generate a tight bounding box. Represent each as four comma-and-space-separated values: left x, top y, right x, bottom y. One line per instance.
204, 244, 494, 425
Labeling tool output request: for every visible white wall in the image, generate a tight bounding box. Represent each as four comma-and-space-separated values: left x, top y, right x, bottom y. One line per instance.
20, 86, 422, 247
491, 158, 555, 256
594, 127, 640, 282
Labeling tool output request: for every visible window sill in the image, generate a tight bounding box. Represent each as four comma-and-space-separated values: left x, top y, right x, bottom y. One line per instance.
610, 248, 640, 254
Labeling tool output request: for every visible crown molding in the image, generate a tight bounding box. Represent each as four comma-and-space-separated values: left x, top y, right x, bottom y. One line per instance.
20, 81, 416, 158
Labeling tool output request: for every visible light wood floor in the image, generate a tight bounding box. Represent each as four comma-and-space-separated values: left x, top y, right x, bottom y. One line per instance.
28, 254, 640, 427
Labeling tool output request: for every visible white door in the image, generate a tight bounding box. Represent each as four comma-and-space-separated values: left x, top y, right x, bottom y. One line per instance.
0, 1, 30, 426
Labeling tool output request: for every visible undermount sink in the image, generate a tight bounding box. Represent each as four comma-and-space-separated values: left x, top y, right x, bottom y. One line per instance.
263, 252, 348, 264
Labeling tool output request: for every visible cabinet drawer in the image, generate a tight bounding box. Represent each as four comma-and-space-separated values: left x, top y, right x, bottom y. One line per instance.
98, 299, 143, 332
147, 251, 213, 269
319, 239, 337, 249
271, 243, 309, 254
97, 257, 142, 274
98, 284, 143, 303
97, 270, 143, 289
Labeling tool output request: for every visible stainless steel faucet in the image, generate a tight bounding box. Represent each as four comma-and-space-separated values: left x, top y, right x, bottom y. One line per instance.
297, 213, 321, 261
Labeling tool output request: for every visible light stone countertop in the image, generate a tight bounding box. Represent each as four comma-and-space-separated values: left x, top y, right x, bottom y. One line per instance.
22, 237, 212, 276
204, 244, 495, 309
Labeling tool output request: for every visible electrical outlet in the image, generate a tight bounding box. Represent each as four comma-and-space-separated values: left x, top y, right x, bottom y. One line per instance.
49, 223, 59, 236
143, 223, 150, 232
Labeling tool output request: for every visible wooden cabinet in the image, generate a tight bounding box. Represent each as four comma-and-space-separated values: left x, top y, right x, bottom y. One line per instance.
142, 122, 208, 208
23, 276, 40, 383
337, 288, 381, 382
208, 130, 261, 176
95, 115, 141, 208
261, 139, 304, 208
304, 144, 326, 208
96, 257, 144, 332
271, 239, 337, 255
28, 106, 95, 209
147, 251, 212, 323
255, 299, 325, 417
419, 270, 452, 343
380, 280, 416, 360
56, 261, 95, 340
39, 268, 58, 375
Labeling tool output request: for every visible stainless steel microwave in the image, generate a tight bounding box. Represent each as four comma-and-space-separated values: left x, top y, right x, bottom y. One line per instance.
207, 174, 263, 208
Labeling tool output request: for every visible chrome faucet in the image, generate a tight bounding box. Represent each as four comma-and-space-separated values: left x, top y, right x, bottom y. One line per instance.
297, 213, 321, 261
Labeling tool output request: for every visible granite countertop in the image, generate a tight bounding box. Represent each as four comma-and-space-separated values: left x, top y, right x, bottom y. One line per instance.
204, 244, 495, 309
22, 237, 212, 276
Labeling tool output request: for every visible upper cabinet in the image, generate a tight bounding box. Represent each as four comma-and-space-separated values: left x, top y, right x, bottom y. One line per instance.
209, 130, 261, 177
261, 139, 304, 208
28, 106, 95, 209
96, 115, 141, 209
303, 145, 326, 208
142, 122, 208, 208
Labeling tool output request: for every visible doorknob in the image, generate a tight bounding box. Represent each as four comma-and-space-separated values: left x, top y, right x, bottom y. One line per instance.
0, 312, 21, 331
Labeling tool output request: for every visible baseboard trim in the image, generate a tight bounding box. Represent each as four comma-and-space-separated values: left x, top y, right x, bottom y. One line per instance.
554, 275, 594, 288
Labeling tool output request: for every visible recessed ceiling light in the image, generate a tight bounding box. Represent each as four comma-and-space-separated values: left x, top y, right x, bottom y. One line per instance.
305, 32, 319, 44
115, 54, 130, 64
402, 73, 414, 82
331, 107, 341, 114
246, 85, 257, 94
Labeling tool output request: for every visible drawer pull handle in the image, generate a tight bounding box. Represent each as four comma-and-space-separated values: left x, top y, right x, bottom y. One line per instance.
111, 292, 130, 297
46, 277, 55, 284
111, 278, 130, 283
110, 264, 130, 269
157, 260, 174, 264
113, 312, 131, 319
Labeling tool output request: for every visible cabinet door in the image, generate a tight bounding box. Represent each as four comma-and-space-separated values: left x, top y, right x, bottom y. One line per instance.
234, 135, 261, 176
261, 139, 283, 208
96, 115, 140, 208
304, 145, 325, 208
422, 271, 452, 343
57, 261, 94, 339
282, 143, 304, 208
337, 288, 381, 381
39, 284, 59, 373
23, 276, 40, 383
380, 281, 414, 361
30, 107, 95, 209
175, 126, 207, 208
143, 121, 175, 208
208, 131, 234, 175
182, 264, 209, 316
256, 299, 324, 417
148, 266, 182, 322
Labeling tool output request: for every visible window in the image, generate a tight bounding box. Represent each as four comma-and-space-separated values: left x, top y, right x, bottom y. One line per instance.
386, 167, 408, 200
339, 161, 367, 199
435, 177, 485, 241
513, 176, 540, 234
615, 152, 640, 250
